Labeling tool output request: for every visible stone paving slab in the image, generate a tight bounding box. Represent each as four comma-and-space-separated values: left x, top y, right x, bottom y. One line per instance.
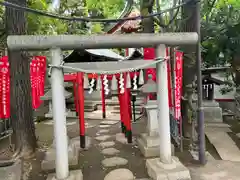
189, 160, 240, 180
205, 122, 230, 128
190, 150, 215, 161
0, 159, 22, 180
205, 122, 232, 132
205, 128, 240, 162
104, 168, 134, 180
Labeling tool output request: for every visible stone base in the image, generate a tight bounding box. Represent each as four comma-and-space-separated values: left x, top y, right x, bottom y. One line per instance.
203, 101, 223, 123
146, 157, 191, 180
70, 136, 92, 151
137, 133, 174, 157
41, 145, 79, 171
47, 170, 83, 180
42, 136, 91, 171
0, 159, 22, 180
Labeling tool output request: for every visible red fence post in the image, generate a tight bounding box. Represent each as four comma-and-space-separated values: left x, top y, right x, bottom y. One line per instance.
76, 72, 85, 148
73, 81, 79, 116
122, 73, 132, 143
101, 76, 106, 119
117, 77, 125, 134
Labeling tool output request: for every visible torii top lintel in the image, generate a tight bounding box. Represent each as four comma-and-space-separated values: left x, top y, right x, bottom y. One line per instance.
7, 33, 198, 51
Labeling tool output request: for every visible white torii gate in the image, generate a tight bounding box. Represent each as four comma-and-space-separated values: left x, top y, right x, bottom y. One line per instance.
7, 32, 201, 180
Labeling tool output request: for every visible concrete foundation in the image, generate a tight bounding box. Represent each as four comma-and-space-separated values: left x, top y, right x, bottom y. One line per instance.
41, 136, 91, 171
137, 133, 174, 158
203, 101, 223, 123
0, 159, 22, 180
47, 170, 83, 180
146, 156, 191, 180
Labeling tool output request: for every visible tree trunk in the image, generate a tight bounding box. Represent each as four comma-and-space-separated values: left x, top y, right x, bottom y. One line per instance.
5, 0, 37, 158
181, 0, 198, 139
140, 0, 154, 34
140, 0, 154, 83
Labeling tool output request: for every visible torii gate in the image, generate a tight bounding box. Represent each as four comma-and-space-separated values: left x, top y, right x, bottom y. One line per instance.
7, 33, 201, 180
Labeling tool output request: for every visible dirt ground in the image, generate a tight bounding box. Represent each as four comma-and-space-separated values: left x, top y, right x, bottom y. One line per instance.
0, 113, 240, 180
30, 117, 149, 180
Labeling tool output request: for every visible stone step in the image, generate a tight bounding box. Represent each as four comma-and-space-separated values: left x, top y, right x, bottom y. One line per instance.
71, 106, 97, 112
68, 102, 98, 110
71, 108, 96, 113
113, 105, 142, 111
105, 100, 143, 106
111, 109, 142, 115
67, 98, 98, 106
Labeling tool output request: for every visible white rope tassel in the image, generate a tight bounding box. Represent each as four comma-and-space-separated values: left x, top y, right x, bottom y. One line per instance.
88, 77, 95, 94
138, 69, 144, 85
111, 74, 118, 91
96, 75, 101, 91
103, 74, 109, 95
133, 72, 138, 90
119, 73, 125, 94
84, 73, 89, 89
126, 72, 131, 89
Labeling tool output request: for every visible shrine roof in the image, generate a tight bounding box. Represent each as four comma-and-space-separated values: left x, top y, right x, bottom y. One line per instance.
201, 66, 231, 74
64, 49, 124, 63
63, 48, 144, 63
202, 75, 224, 85
125, 49, 143, 60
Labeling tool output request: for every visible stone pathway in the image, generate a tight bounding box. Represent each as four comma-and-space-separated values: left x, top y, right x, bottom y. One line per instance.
34, 113, 150, 180
87, 118, 149, 180
95, 120, 133, 180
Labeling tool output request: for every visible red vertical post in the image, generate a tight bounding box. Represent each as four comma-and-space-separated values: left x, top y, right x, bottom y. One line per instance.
127, 73, 132, 119
128, 89, 132, 120
122, 73, 132, 143
101, 75, 106, 119
76, 72, 85, 148
73, 81, 79, 116
117, 77, 125, 134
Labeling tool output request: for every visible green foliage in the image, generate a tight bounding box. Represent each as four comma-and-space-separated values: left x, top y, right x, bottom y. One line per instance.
0, 0, 126, 48
27, 0, 67, 35
201, 0, 240, 67
86, 0, 125, 18
1, 0, 238, 66
57, 0, 125, 35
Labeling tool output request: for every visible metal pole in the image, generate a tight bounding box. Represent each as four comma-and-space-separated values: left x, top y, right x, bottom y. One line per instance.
155, 44, 172, 164
196, 0, 206, 165
50, 48, 69, 179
